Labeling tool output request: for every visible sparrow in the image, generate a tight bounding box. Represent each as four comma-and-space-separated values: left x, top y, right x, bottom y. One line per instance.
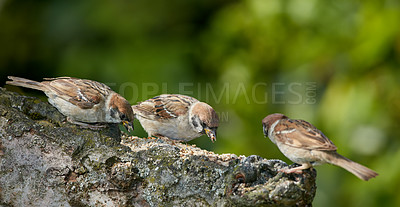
6, 76, 134, 132
262, 113, 378, 181
132, 94, 219, 142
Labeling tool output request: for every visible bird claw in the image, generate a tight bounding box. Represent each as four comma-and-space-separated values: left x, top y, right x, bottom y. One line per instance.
279, 167, 305, 174
67, 117, 107, 130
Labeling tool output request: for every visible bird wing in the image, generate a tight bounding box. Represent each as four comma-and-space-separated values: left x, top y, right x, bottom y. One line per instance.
273, 119, 337, 151
42, 77, 111, 109
132, 94, 198, 120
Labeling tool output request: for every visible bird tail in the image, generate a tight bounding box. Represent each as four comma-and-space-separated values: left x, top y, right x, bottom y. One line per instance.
6, 76, 45, 91
330, 153, 378, 181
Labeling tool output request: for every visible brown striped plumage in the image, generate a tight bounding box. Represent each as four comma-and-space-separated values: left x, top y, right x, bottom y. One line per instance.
132, 94, 219, 142
133, 94, 197, 119
262, 113, 378, 181
6, 76, 134, 131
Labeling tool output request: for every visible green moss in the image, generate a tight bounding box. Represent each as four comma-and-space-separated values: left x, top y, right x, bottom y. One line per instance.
28, 112, 45, 120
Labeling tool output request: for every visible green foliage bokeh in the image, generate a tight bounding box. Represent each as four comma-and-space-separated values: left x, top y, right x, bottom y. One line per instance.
1, 0, 400, 206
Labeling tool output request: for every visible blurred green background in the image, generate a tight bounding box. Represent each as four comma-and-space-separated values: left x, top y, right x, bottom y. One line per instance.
1, 0, 399, 206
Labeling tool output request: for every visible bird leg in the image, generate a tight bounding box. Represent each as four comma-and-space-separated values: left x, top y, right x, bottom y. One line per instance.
67, 117, 107, 130
280, 163, 313, 174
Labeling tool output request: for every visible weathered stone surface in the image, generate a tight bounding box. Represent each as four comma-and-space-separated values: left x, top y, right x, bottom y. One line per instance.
0, 88, 316, 206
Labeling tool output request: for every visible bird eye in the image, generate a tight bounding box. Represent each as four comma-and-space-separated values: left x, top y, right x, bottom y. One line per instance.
120, 114, 127, 120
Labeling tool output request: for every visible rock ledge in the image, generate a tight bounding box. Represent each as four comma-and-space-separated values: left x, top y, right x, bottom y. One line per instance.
0, 88, 316, 206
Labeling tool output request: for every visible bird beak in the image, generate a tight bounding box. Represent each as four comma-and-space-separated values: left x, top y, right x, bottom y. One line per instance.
204, 127, 217, 143
122, 121, 134, 133
263, 125, 267, 137
263, 125, 269, 138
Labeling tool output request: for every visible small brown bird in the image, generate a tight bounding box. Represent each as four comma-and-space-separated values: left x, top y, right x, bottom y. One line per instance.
262, 113, 378, 181
132, 94, 219, 142
7, 76, 134, 132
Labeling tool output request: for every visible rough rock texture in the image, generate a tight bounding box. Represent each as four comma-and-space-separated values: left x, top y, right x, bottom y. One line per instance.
0, 88, 316, 207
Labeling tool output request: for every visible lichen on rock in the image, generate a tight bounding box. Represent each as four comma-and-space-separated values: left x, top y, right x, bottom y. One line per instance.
0, 88, 316, 206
